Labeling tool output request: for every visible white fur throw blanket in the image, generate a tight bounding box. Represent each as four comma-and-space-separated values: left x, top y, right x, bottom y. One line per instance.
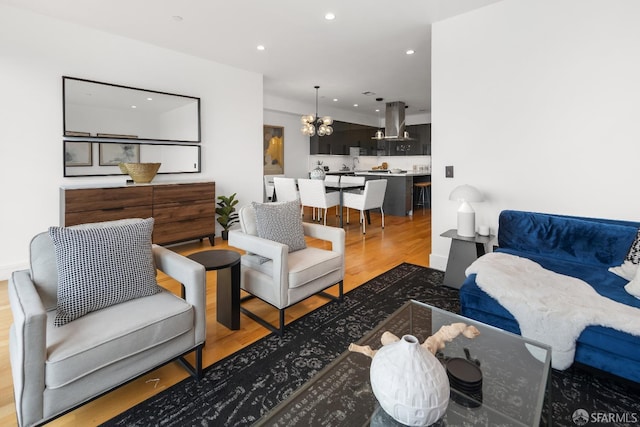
466, 252, 640, 370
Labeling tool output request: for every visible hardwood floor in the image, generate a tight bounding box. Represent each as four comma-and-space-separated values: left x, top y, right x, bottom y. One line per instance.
0, 207, 431, 426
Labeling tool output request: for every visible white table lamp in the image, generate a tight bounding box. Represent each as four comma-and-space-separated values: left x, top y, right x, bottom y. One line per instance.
449, 185, 484, 237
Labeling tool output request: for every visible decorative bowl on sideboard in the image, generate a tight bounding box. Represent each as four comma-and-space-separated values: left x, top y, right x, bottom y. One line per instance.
119, 162, 161, 183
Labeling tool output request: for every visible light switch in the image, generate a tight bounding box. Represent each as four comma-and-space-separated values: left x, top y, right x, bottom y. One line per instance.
445, 166, 454, 178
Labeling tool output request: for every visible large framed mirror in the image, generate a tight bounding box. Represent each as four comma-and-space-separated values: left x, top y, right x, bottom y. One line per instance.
63, 76, 201, 142
64, 141, 201, 177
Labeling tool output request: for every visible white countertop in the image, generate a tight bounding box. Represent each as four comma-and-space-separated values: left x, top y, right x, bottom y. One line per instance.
354, 171, 430, 177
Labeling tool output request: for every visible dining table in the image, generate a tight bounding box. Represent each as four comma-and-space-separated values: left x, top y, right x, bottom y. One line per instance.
324, 181, 365, 227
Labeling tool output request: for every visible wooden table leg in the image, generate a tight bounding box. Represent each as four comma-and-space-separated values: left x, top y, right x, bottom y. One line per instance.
216, 262, 241, 329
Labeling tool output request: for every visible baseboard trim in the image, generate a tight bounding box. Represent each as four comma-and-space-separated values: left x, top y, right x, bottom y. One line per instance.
429, 253, 447, 272
0, 262, 28, 281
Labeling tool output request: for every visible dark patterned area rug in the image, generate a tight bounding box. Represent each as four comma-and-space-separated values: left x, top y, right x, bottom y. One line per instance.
102, 263, 640, 427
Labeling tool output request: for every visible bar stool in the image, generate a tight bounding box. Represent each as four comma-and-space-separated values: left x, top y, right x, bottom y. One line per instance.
414, 181, 431, 212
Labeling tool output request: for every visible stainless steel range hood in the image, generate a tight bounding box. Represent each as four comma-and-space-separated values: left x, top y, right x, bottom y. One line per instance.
373, 101, 414, 141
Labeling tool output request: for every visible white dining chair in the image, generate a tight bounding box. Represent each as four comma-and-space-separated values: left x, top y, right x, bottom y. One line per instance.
273, 177, 299, 203
339, 175, 365, 185
297, 178, 340, 225
339, 175, 366, 194
264, 174, 284, 202
324, 175, 341, 215
343, 179, 388, 234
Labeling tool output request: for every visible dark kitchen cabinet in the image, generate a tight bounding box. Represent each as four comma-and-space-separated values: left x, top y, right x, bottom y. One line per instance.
378, 124, 431, 156
310, 121, 377, 155
310, 121, 430, 156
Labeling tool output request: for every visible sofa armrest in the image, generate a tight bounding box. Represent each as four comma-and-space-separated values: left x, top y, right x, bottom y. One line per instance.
9, 270, 47, 427
152, 245, 206, 345
228, 230, 288, 285
303, 222, 346, 255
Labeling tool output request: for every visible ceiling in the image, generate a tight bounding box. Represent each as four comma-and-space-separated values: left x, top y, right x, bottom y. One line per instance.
3, 0, 501, 120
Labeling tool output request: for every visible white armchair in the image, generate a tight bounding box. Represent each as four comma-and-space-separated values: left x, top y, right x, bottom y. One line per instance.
8, 219, 206, 427
228, 203, 345, 335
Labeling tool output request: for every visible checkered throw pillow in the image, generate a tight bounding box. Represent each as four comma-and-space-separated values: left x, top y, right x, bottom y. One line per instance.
49, 218, 160, 326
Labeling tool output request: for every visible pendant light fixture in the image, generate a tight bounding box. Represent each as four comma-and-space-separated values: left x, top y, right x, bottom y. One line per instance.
301, 85, 333, 137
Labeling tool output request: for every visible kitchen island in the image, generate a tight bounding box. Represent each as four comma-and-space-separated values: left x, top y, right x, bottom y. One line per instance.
354, 171, 430, 216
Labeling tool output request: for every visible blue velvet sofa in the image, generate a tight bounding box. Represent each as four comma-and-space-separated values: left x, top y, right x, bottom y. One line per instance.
460, 210, 640, 383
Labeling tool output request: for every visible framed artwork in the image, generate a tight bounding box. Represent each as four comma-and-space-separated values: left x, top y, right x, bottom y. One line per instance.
96, 133, 138, 139
263, 125, 284, 175
64, 130, 91, 137
99, 143, 140, 165
65, 141, 92, 166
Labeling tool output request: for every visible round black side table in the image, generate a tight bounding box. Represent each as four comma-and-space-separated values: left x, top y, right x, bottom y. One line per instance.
187, 250, 241, 330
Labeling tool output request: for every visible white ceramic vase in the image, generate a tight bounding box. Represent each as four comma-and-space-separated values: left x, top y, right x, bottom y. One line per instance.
369, 334, 450, 426
309, 166, 325, 180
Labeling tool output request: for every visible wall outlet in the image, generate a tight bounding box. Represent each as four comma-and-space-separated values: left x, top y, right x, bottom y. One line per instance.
445, 165, 454, 178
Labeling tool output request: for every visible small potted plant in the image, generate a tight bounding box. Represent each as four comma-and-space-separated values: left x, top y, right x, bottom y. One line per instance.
216, 193, 239, 240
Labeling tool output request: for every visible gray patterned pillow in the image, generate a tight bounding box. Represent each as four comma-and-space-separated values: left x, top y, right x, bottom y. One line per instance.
49, 218, 160, 326
252, 201, 306, 263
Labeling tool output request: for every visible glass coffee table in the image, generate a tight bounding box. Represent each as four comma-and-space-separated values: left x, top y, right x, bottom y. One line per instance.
255, 300, 551, 426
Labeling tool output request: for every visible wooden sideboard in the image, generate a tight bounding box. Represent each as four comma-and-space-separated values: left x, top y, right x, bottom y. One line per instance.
60, 181, 216, 245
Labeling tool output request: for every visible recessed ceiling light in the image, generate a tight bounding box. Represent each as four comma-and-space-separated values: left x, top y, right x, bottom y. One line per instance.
333, 98, 338, 102
146, 97, 153, 101
406, 49, 415, 55
257, 45, 265, 51
375, 109, 380, 112
325, 12, 335, 20
131, 105, 137, 109
353, 104, 358, 107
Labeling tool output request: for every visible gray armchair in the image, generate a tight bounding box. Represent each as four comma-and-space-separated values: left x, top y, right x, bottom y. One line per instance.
9, 220, 206, 427
228, 204, 345, 335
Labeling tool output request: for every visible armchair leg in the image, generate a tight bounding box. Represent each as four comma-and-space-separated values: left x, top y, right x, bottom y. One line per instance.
177, 344, 204, 380
318, 280, 344, 303
240, 281, 344, 337
240, 305, 286, 337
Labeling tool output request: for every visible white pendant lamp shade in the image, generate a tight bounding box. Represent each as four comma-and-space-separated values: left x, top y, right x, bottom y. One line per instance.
449, 185, 484, 237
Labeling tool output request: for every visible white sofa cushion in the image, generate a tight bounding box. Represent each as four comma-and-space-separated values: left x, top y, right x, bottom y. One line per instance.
242, 247, 342, 289
45, 289, 193, 389
48, 218, 161, 326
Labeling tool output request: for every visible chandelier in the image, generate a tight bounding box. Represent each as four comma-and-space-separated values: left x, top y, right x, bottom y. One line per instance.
301, 85, 333, 136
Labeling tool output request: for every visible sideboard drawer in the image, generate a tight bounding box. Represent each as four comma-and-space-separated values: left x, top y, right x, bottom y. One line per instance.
64, 187, 152, 212
153, 182, 216, 205
153, 201, 215, 223
153, 217, 215, 245
65, 206, 153, 227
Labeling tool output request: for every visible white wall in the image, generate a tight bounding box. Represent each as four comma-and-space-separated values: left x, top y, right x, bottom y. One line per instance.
430, 0, 640, 270
0, 4, 264, 279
